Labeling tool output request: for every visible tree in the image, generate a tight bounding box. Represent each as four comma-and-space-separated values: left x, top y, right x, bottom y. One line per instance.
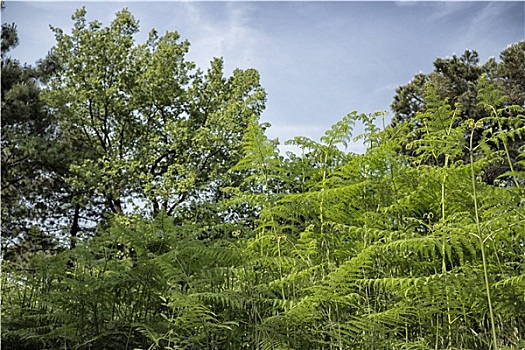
1, 1, 18, 55
390, 43, 525, 183
41, 7, 265, 234
1, 2, 71, 260
493, 42, 525, 107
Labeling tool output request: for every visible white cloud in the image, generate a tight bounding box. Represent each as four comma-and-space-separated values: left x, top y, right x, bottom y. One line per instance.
465, 2, 518, 40
178, 2, 267, 74
427, 2, 477, 23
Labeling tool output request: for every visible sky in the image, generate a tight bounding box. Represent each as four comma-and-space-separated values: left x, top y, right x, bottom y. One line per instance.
3, 1, 524, 153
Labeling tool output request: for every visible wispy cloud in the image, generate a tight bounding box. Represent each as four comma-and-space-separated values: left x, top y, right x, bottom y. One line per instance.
179, 2, 266, 73
465, 2, 522, 39
427, 2, 477, 23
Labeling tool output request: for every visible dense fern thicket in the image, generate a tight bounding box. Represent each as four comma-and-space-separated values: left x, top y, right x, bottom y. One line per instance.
3, 72, 525, 350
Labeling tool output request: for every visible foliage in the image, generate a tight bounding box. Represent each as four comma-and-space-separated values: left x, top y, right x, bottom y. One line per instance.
44, 7, 265, 221
46, 9, 264, 219
5, 91, 523, 348
2, 6, 524, 349
2, 6, 266, 255
1, 3, 79, 261
391, 43, 525, 184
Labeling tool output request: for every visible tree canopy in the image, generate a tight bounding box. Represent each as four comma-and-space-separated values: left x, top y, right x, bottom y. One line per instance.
391, 43, 525, 184
3, 7, 266, 252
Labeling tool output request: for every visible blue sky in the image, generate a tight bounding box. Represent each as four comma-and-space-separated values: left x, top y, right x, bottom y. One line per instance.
3, 1, 524, 153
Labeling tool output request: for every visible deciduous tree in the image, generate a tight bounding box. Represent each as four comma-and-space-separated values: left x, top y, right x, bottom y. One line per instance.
43, 7, 266, 228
